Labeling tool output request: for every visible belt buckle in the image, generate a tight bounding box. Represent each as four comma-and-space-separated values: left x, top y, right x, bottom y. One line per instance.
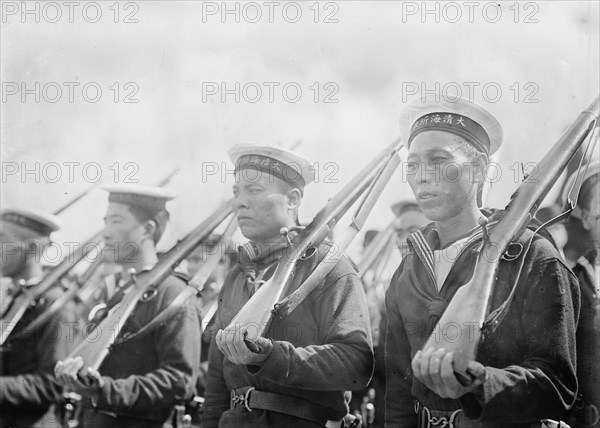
230, 387, 255, 412
414, 401, 462, 428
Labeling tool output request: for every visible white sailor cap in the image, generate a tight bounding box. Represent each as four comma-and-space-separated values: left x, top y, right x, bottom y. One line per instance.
391, 200, 421, 217
560, 159, 600, 219
399, 95, 504, 156
228, 144, 316, 191
1, 207, 61, 238
102, 185, 176, 215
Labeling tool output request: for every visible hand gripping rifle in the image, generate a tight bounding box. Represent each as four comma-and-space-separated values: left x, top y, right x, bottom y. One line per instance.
420, 95, 600, 383
0, 169, 180, 347
65, 199, 233, 375
227, 138, 404, 350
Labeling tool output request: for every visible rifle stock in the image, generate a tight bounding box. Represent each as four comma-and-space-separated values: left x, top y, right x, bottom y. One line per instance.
68, 199, 233, 373
421, 95, 600, 381
227, 137, 404, 342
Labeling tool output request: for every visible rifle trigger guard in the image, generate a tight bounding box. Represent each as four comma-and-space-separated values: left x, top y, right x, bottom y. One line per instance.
501, 242, 523, 261
141, 288, 158, 302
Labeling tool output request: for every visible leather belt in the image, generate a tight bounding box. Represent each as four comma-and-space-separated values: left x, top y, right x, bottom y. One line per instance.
415, 401, 465, 428
231, 386, 329, 426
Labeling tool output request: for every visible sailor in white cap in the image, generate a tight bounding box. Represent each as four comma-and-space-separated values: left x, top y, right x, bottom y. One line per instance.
386, 95, 579, 426
398, 94, 503, 209
561, 160, 600, 427
227, 144, 316, 239
202, 144, 373, 428
1, 208, 78, 427
391, 200, 430, 258
1, 208, 61, 280
54, 185, 201, 428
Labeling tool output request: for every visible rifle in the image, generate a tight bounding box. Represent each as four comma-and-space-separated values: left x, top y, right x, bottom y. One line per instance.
0, 168, 180, 347
227, 138, 404, 348
0, 233, 102, 346
110, 213, 239, 344
53, 184, 97, 216
49, 165, 178, 216
420, 95, 599, 382
357, 220, 396, 284
66, 199, 233, 374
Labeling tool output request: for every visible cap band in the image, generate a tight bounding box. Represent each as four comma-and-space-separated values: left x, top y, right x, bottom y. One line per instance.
1, 213, 53, 236
234, 154, 306, 189
408, 112, 491, 155
108, 193, 168, 215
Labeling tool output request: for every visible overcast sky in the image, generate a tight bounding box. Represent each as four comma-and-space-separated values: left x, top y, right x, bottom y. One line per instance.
1, 0, 599, 254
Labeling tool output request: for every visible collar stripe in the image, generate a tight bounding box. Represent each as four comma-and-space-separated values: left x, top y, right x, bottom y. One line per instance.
408, 220, 500, 282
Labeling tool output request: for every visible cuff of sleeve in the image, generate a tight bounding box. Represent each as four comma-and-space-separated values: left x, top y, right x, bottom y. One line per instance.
459, 370, 487, 419
246, 341, 286, 380
94, 377, 118, 417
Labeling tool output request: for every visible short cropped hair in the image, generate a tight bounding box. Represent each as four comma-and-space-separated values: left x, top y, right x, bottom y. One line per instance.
126, 205, 169, 244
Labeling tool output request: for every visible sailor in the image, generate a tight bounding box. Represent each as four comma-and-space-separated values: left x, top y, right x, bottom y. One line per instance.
0, 208, 76, 427
562, 160, 600, 428
391, 201, 430, 258
385, 95, 580, 427
371, 201, 429, 427
202, 144, 374, 427
54, 185, 201, 428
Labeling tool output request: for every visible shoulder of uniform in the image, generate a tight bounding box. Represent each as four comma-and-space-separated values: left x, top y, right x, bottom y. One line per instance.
161, 273, 188, 289
155, 273, 188, 299
171, 271, 190, 284
518, 228, 562, 260
306, 240, 359, 277
139, 273, 191, 312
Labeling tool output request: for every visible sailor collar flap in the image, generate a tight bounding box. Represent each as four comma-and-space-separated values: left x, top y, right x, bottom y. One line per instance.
406, 219, 498, 282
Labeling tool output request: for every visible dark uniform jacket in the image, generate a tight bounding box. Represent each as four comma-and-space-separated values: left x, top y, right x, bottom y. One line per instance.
570, 249, 600, 428
80, 274, 201, 428
385, 221, 580, 427
202, 241, 374, 428
1, 285, 77, 427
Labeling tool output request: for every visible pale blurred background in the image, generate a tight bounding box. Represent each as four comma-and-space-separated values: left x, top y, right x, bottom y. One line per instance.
1, 0, 599, 258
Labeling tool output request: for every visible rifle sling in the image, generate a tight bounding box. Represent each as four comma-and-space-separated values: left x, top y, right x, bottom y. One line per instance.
483, 206, 576, 336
